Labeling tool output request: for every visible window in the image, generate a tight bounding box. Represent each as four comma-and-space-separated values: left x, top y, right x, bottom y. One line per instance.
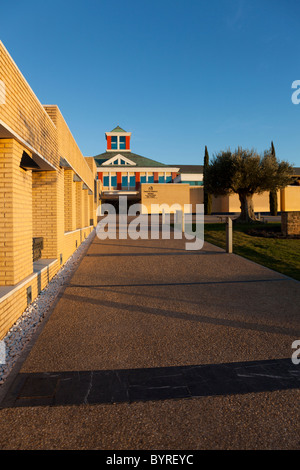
166, 175, 172, 183
110, 136, 127, 150
111, 176, 117, 187
147, 174, 154, 183
103, 176, 109, 186
122, 176, 128, 188
140, 175, 146, 184
120, 159, 126, 165
184, 181, 203, 186
111, 136, 117, 149
119, 136, 126, 149
158, 175, 165, 184
129, 175, 136, 187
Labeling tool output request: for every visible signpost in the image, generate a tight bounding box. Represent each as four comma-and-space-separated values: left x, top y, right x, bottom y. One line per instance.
226, 217, 233, 253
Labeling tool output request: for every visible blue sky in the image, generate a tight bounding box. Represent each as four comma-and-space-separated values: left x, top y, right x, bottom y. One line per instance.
1, 0, 300, 166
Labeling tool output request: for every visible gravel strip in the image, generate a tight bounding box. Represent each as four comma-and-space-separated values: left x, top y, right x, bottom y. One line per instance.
0, 229, 95, 385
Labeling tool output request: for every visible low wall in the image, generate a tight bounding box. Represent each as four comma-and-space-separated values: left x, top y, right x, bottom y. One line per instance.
63, 226, 94, 262
0, 225, 94, 340
0, 260, 58, 340
281, 211, 300, 236
212, 190, 281, 214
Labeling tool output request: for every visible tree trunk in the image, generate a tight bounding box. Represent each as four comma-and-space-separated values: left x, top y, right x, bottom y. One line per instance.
269, 190, 278, 216
235, 192, 257, 223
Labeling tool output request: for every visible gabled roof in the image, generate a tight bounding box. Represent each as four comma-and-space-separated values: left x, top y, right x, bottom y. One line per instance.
101, 153, 136, 166
110, 125, 126, 133
94, 151, 169, 168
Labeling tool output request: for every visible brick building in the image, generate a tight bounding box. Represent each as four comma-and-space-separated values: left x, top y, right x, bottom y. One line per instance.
0, 42, 99, 340
1, 40, 300, 341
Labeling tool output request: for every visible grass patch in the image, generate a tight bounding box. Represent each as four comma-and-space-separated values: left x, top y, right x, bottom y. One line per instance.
203, 223, 300, 281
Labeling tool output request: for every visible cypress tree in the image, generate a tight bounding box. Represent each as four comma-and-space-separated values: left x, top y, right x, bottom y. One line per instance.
203, 146, 212, 215
269, 141, 278, 216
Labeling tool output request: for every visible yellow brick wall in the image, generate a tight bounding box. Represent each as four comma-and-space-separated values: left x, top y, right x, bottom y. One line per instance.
0, 139, 33, 285
63, 226, 93, 264
0, 42, 98, 339
85, 157, 99, 225
0, 222, 95, 340
75, 181, 83, 229
32, 170, 64, 260
0, 42, 96, 195
44, 106, 95, 191
88, 194, 94, 225
64, 169, 75, 232
0, 42, 58, 167
83, 189, 89, 227
85, 156, 97, 176
0, 260, 59, 340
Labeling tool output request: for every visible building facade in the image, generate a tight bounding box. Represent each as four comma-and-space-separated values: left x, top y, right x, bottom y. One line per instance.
94, 126, 204, 208
1, 40, 300, 342
95, 126, 181, 204
0, 42, 99, 340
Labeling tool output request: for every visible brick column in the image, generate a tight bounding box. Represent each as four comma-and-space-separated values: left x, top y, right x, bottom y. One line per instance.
75, 181, 83, 229
64, 169, 76, 232
0, 139, 33, 285
83, 188, 89, 227
32, 167, 64, 261
88, 193, 94, 226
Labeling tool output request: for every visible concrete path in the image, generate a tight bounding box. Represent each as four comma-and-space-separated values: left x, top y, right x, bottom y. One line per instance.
0, 220, 299, 449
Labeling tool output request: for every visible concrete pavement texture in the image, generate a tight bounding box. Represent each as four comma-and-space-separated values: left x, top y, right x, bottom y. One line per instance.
0, 224, 299, 449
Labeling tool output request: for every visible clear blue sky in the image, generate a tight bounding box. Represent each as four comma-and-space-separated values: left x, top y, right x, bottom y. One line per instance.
1, 0, 300, 166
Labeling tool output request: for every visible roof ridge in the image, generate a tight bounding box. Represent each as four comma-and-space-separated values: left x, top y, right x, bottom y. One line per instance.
110, 125, 126, 132
93, 151, 168, 167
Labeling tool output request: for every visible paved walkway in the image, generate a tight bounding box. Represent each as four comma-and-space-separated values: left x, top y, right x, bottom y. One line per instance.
0, 221, 299, 449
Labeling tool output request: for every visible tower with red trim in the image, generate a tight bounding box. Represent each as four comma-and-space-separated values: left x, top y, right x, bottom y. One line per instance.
93, 126, 204, 204
106, 125, 131, 152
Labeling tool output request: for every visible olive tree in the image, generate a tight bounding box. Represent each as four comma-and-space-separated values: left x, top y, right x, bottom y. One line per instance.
204, 147, 294, 223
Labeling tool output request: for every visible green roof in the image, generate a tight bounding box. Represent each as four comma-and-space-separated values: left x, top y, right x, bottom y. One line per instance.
171, 164, 203, 174
110, 125, 126, 133
93, 151, 168, 168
